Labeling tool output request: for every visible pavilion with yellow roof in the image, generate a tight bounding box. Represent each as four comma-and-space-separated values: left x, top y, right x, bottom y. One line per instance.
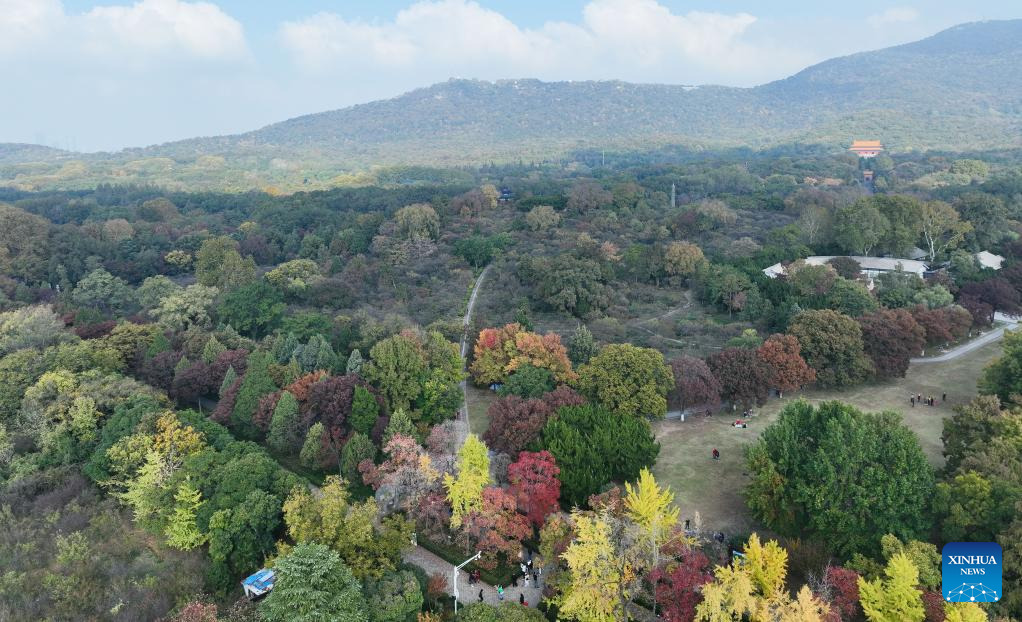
849, 140, 884, 158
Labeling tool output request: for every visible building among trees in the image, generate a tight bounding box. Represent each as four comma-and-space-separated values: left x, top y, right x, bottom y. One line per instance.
849, 139, 885, 157
763, 256, 928, 282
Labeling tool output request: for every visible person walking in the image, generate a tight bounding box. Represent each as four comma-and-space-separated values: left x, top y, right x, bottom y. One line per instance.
943, 392, 947, 402
511, 574, 518, 588
520, 562, 527, 575
712, 448, 720, 460
519, 593, 525, 605
910, 396, 915, 407
497, 585, 504, 601
478, 589, 484, 602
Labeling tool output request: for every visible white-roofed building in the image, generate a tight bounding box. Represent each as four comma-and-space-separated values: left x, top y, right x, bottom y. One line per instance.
975, 251, 1005, 270
763, 256, 929, 281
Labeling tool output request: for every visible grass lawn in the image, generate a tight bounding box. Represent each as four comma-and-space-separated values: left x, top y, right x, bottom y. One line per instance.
466, 384, 497, 436
652, 339, 1003, 537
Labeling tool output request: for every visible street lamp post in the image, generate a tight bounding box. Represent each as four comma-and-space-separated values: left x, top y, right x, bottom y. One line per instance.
452, 551, 482, 616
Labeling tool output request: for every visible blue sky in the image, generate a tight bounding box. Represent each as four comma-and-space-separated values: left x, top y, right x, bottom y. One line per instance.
4, 0, 1020, 152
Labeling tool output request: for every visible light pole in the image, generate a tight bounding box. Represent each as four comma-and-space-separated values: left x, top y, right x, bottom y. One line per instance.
452, 551, 482, 615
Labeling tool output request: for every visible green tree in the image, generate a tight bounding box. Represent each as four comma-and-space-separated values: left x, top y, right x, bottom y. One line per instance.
537, 404, 660, 507
526, 205, 560, 232
283, 477, 408, 579
919, 201, 970, 261
955, 192, 1009, 250
346, 348, 364, 375
383, 408, 416, 444
0, 305, 71, 357
207, 489, 281, 591
364, 570, 424, 622
568, 324, 598, 366
366, 334, 427, 411
265, 259, 322, 295
0, 203, 51, 283
195, 236, 256, 291
980, 329, 1022, 402
788, 309, 872, 387
498, 364, 555, 399
577, 344, 674, 419
71, 268, 136, 315
153, 284, 218, 332
394, 203, 440, 241
267, 391, 302, 454
879, 535, 941, 590
231, 352, 278, 439
857, 553, 925, 622
833, 202, 889, 256
261, 543, 369, 622
459, 603, 547, 621
218, 366, 237, 399
350, 385, 380, 435
218, 280, 285, 338
201, 336, 226, 364
825, 278, 878, 317
872, 195, 923, 256
745, 401, 933, 557
300, 422, 328, 470
444, 433, 492, 528
340, 432, 376, 484
164, 482, 207, 550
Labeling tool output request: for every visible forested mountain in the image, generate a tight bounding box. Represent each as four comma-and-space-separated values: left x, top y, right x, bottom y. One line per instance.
2, 19, 1021, 191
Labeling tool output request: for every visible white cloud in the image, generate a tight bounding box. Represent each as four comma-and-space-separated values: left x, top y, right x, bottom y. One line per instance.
0, 0, 246, 62
83, 0, 246, 60
867, 7, 920, 28
0, 0, 64, 53
279, 0, 794, 85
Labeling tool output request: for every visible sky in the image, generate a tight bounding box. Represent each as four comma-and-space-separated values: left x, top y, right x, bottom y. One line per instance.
2, 0, 1019, 152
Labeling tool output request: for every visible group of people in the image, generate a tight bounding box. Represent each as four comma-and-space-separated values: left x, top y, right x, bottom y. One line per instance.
473, 546, 540, 607
910, 392, 946, 407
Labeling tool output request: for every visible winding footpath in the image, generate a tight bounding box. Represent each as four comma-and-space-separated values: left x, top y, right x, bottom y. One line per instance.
910, 312, 1018, 364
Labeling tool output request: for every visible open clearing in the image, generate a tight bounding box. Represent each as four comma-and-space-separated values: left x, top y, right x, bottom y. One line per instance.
652, 339, 1003, 537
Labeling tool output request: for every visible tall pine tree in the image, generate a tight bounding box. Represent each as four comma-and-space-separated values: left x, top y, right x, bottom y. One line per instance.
231, 351, 278, 439
268, 391, 301, 454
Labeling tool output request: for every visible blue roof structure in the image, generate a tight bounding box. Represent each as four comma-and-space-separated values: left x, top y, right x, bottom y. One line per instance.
242, 569, 276, 597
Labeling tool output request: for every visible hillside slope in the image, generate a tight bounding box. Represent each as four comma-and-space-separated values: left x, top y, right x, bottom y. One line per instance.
3, 19, 1021, 191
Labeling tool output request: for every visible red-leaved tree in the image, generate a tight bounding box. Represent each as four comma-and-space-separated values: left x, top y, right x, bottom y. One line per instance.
756, 334, 816, 395
651, 549, 713, 622
823, 566, 861, 621
668, 356, 722, 412
508, 450, 561, 527
482, 395, 552, 455
858, 308, 926, 378
705, 347, 772, 408
460, 486, 532, 569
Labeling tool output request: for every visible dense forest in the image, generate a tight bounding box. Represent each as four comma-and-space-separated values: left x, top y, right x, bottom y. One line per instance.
2, 142, 1022, 622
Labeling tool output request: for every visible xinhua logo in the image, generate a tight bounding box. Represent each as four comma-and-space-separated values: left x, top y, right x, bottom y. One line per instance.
942, 542, 1002, 603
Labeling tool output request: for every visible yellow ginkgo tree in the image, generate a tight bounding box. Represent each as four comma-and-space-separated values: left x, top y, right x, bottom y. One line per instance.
624, 467, 680, 616
696, 532, 830, 622
444, 433, 492, 528
553, 510, 631, 622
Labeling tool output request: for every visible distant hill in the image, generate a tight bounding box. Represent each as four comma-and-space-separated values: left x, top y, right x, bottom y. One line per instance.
3, 19, 1021, 191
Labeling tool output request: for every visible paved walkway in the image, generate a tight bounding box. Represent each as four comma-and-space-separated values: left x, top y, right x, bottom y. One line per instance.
402, 545, 543, 609
911, 312, 1018, 364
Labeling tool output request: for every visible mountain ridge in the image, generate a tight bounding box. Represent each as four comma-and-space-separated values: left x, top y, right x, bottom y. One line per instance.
3, 18, 1021, 191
